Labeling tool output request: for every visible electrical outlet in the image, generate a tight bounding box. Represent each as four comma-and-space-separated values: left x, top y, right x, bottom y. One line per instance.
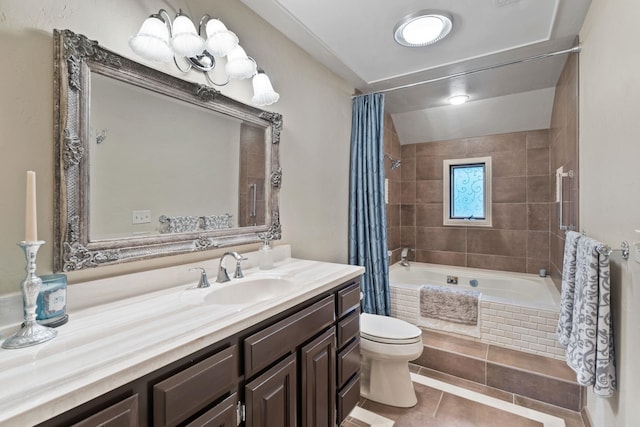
132, 210, 151, 224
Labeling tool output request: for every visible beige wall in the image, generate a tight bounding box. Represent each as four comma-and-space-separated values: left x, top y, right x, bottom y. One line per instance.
0, 0, 353, 294
579, 0, 640, 425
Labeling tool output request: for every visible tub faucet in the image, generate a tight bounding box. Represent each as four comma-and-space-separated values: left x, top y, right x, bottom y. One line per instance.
401, 247, 412, 267
216, 252, 247, 283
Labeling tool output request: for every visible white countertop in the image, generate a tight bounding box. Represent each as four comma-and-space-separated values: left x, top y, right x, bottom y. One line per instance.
0, 254, 364, 426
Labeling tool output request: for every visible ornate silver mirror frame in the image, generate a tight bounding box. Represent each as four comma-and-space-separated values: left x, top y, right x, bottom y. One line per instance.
53, 29, 282, 272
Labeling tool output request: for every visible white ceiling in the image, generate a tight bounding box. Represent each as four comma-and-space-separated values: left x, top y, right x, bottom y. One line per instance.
240, 0, 592, 143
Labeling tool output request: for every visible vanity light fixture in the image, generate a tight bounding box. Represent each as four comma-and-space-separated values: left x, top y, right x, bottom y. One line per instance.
394, 10, 453, 47
129, 9, 279, 106
448, 94, 470, 105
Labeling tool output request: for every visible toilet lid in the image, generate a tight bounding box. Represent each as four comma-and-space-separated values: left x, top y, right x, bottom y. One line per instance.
360, 313, 422, 344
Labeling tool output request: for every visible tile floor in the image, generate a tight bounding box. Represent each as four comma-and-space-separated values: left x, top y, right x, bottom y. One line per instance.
341, 364, 587, 427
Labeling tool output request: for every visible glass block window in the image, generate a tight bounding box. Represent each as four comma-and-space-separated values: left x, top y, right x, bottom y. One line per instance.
443, 157, 492, 227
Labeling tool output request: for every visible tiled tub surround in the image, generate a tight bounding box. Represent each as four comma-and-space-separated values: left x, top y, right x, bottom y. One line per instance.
390, 262, 566, 360
0, 246, 364, 426
397, 129, 552, 275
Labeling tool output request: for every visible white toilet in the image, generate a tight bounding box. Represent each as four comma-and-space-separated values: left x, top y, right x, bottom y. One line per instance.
359, 312, 424, 407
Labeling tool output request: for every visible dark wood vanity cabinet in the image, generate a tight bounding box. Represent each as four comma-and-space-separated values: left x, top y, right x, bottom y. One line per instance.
38, 277, 362, 427
243, 294, 336, 427
334, 281, 362, 424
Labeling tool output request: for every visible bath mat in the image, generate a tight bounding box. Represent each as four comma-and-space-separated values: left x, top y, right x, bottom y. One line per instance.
419, 285, 480, 325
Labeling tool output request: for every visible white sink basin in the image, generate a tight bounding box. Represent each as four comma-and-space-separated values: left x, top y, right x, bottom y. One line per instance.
203, 277, 297, 305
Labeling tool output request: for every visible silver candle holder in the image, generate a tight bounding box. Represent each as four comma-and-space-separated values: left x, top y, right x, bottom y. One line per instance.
2, 241, 57, 349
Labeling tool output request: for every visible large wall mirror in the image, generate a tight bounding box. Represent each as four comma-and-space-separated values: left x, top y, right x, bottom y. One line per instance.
53, 29, 282, 272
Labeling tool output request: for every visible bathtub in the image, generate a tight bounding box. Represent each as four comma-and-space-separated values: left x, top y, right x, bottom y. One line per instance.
389, 262, 566, 360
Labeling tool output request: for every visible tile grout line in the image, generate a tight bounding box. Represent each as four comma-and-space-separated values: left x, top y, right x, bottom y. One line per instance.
432, 390, 445, 419
484, 341, 489, 387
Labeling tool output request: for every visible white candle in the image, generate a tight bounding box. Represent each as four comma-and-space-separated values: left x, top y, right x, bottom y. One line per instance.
25, 171, 37, 242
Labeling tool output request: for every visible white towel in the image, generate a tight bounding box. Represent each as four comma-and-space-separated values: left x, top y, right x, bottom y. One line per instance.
557, 230, 582, 346
565, 236, 616, 397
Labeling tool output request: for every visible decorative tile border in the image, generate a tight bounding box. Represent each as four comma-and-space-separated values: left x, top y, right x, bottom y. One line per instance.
390, 286, 566, 360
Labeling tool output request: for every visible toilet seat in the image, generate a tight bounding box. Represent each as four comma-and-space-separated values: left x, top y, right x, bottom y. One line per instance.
360, 313, 422, 344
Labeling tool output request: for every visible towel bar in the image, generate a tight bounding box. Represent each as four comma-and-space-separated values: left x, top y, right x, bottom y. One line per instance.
596, 241, 629, 260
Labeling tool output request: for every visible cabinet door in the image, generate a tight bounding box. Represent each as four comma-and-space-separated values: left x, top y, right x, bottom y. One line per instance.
245, 354, 297, 427
301, 328, 336, 427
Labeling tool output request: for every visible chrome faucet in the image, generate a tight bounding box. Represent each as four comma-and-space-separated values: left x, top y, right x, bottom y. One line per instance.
400, 247, 412, 267
189, 267, 211, 288
216, 252, 247, 283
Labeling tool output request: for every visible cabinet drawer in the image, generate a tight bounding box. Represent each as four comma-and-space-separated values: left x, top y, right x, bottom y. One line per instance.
244, 296, 335, 378
185, 393, 238, 427
336, 281, 360, 319
337, 308, 359, 349
72, 394, 138, 427
153, 345, 238, 427
337, 338, 360, 388
337, 374, 360, 425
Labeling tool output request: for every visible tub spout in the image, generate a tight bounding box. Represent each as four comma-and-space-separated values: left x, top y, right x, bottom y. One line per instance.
401, 248, 412, 266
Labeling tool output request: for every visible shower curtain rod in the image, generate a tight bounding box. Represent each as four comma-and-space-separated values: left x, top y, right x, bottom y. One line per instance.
353, 44, 582, 97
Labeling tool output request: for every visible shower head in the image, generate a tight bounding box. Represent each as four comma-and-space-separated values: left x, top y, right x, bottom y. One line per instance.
385, 153, 402, 170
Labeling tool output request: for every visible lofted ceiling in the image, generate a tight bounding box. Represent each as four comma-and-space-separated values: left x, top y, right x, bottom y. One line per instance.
240, 0, 592, 144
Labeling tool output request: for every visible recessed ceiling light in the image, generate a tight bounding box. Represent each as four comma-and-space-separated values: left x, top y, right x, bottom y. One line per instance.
394, 11, 453, 47
448, 95, 469, 105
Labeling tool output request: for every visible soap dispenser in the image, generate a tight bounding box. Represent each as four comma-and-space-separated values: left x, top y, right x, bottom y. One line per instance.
259, 237, 274, 270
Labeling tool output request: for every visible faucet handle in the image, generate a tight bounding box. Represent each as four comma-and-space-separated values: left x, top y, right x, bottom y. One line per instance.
233, 256, 248, 279
189, 267, 211, 288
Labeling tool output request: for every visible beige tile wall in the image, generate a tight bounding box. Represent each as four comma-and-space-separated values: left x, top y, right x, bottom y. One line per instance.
385, 113, 403, 265
394, 130, 551, 274
385, 54, 578, 278
549, 54, 580, 289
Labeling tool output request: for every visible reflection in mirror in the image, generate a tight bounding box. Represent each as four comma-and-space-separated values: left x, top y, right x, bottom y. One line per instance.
53, 29, 282, 272
90, 74, 266, 239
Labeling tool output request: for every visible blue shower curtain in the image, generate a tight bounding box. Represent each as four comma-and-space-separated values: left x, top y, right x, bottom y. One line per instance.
348, 93, 390, 315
